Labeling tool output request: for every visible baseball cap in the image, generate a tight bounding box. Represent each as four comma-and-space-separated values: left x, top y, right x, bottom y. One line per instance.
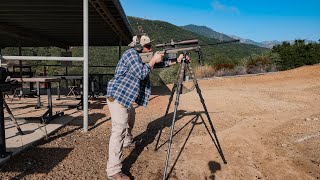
128, 35, 153, 47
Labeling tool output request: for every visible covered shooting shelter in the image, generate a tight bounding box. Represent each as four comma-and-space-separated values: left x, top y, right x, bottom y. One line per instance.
0, 0, 133, 132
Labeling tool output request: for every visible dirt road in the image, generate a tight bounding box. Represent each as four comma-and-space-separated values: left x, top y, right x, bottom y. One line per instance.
1, 65, 319, 179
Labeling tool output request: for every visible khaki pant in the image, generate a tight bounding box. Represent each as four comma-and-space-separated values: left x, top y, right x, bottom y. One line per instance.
106, 98, 135, 176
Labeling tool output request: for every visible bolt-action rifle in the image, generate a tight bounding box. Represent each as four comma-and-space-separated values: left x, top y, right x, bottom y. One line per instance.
140, 39, 240, 66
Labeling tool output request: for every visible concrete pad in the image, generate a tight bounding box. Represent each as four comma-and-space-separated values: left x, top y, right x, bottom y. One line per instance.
0, 95, 83, 165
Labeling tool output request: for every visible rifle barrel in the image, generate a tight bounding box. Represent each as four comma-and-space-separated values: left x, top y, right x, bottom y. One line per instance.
200, 39, 240, 47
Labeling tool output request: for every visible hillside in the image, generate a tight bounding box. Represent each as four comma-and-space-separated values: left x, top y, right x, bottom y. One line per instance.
128, 16, 269, 64
181, 24, 235, 41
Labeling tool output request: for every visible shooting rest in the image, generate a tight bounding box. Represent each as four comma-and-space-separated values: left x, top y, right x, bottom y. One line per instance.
154, 52, 227, 180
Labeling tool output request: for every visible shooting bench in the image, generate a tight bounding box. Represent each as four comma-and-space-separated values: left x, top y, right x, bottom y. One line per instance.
9, 65, 35, 99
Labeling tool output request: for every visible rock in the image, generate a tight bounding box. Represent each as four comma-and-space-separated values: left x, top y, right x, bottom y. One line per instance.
281, 144, 287, 148
314, 118, 319, 121
305, 118, 311, 121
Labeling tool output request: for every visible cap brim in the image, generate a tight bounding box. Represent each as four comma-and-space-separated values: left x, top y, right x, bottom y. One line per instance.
128, 42, 135, 47
142, 39, 154, 46
128, 39, 154, 47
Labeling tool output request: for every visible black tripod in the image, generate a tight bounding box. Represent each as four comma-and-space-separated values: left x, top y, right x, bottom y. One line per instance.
154, 52, 227, 180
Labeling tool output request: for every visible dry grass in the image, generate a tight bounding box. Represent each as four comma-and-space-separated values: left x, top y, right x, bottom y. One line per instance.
194, 61, 278, 79
214, 63, 235, 70
194, 65, 215, 78
194, 65, 249, 78
214, 66, 248, 77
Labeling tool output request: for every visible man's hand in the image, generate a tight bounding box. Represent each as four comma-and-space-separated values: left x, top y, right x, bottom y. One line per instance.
177, 54, 191, 63
152, 51, 164, 63
149, 51, 164, 69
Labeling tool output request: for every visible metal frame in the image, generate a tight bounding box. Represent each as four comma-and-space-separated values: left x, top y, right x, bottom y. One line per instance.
83, 0, 89, 132
0, 0, 90, 132
0, 0, 133, 48
1, 56, 83, 61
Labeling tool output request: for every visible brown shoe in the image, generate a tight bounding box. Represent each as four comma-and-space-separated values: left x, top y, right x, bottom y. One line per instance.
108, 172, 130, 180
124, 141, 136, 148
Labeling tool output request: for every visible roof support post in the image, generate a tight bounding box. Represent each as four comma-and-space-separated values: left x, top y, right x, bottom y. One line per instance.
0, 48, 2, 66
2, 56, 83, 61
83, 0, 89, 132
19, 45, 22, 78
118, 40, 122, 60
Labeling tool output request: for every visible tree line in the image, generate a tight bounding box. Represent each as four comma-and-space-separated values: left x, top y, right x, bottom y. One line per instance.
272, 40, 320, 70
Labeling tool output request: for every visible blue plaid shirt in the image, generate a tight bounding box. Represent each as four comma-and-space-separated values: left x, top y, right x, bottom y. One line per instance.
107, 48, 151, 109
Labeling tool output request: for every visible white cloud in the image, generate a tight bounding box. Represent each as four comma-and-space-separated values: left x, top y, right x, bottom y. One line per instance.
211, 0, 240, 14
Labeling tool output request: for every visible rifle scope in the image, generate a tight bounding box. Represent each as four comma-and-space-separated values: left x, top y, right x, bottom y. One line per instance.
155, 39, 198, 48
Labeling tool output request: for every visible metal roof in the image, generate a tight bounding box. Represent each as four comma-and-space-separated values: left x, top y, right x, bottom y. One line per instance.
0, 0, 133, 49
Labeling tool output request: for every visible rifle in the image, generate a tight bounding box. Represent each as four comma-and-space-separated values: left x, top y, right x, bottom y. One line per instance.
139, 39, 240, 65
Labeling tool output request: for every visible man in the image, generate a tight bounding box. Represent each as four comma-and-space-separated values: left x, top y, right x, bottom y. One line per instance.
106, 35, 164, 180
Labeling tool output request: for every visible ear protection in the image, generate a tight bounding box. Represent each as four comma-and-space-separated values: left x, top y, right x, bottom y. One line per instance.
134, 34, 143, 52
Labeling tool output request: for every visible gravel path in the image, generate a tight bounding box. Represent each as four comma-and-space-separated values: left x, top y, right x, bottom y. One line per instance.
1, 65, 320, 179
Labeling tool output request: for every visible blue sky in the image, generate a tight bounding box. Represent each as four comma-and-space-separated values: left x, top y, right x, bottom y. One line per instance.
120, 0, 320, 42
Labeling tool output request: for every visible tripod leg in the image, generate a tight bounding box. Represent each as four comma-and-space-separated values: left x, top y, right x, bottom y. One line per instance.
155, 64, 182, 151
154, 83, 176, 150
3, 99, 24, 135
187, 64, 227, 164
163, 62, 186, 180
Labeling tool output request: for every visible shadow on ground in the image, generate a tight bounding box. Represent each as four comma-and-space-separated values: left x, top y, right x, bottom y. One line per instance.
0, 147, 73, 179
122, 110, 223, 179
205, 161, 221, 180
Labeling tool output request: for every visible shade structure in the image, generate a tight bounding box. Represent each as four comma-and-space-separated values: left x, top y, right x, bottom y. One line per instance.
0, 0, 133, 48
0, 0, 134, 132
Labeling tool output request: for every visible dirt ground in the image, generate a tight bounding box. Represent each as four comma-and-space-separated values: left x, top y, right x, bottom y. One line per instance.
0, 65, 319, 180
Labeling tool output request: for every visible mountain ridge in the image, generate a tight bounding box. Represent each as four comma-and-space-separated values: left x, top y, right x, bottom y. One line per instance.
181, 24, 235, 42
127, 16, 269, 65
